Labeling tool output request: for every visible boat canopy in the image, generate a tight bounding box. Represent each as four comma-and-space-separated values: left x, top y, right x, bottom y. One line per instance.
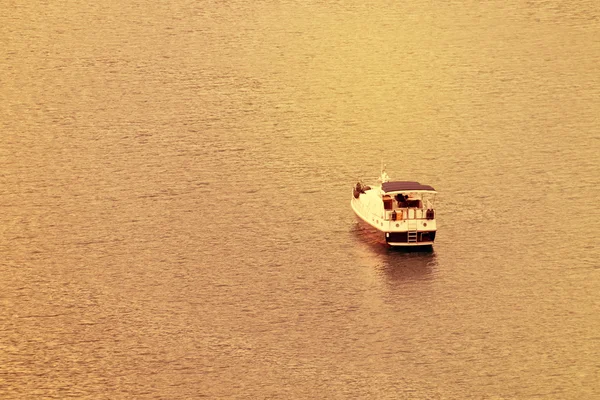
382, 181, 436, 193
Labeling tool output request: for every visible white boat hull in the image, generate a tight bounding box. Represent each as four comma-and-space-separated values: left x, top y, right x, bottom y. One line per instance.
351, 188, 437, 247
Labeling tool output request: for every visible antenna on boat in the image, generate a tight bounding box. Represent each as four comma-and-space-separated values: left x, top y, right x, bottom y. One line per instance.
378, 160, 390, 184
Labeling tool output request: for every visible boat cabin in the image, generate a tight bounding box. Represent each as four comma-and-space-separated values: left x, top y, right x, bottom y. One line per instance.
381, 181, 437, 221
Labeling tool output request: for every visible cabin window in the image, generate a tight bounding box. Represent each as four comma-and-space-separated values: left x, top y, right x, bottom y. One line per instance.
382, 195, 393, 210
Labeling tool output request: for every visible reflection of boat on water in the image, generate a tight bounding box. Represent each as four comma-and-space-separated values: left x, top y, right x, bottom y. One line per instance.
351, 222, 437, 281
351, 166, 438, 247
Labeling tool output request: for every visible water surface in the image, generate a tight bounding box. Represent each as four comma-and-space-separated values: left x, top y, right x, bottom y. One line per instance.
1, 1, 599, 398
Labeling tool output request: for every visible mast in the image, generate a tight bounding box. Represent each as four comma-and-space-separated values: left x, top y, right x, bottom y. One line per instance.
378, 162, 390, 184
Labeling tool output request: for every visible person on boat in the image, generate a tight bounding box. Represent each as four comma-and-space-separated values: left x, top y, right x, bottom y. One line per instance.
396, 193, 407, 207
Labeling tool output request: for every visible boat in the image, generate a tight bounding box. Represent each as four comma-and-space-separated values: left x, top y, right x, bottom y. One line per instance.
351, 166, 437, 247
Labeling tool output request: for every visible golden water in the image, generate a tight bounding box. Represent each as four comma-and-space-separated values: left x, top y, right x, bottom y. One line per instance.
1, 1, 599, 398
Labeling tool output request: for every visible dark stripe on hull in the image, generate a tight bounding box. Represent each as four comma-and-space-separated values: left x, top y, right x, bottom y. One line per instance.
385, 231, 436, 244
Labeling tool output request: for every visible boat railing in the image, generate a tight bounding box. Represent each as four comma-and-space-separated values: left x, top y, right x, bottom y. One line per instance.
386, 208, 435, 221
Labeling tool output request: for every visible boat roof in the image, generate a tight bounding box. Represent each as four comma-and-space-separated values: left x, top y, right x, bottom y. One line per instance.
382, 181, 436, 193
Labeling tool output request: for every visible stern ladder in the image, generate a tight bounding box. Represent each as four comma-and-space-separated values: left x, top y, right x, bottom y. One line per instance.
407, 220, 418, 243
